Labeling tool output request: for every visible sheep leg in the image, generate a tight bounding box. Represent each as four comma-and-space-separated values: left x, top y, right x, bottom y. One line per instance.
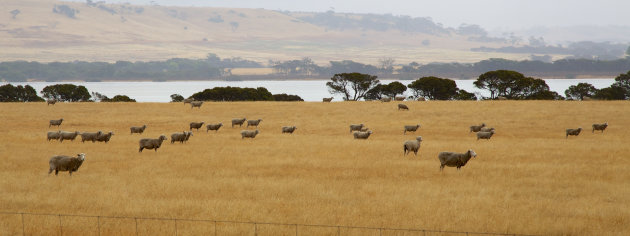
139, 147, 143, 152
439, 164, 444, 171
414, 150, 418, 156
48, 168, 53, 175
55, 169, 59, 175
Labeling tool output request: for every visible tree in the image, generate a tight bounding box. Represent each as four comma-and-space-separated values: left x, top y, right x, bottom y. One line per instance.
170, 94, 184, 102
515, 77, 551, 99
107, 95, 136, 102
594, 86, 626, 100
407, 76, 458, 100
474, 70, 525, 99
565, 82, 597, 100
326, 73, 380, 101
0, 84, 44, 102
365, 84, 385, 100
41, 84, 91, 102
190, 86, 274, 101
612, 70, 630, 99
382, 81, 407, 98
454, 89, 477, 100
272, 93, 303, 101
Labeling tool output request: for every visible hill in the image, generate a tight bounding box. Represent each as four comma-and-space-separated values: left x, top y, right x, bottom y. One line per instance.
0, 0, 537, 64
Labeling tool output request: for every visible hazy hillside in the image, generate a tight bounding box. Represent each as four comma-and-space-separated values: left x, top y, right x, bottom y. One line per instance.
1, 0, 537, 64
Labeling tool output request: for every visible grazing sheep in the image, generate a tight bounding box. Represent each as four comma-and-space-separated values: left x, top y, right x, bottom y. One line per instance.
59, 131, 81, 142
417, 97, 426, 101
403, 136, 423, 156
322, 97, 333, 102
47, 99, 56, 106
81, 131, 103, 143
49, 118, 63, 128
404, 124, 421, 134
380, 97, 392, 102
566, 128, 582, 138
353, 130, 373, 139
190, 101, 203, 109
183, 98, 194, 104
130, 125, 147, 134
349, 124, 365, 133
96, 131, 114, 143
398, 104, 409, 110
48, 153, 85, 176
359, 127, 369, 132
47, 131, 61, 141
232, 118, 247, 127
469, 123, 486, 133
395, 96, 405, 101
206, 123, 223, 132
190, 122, 205, 131
476, 130, 495, 140
438, 150, 477, 171
247, 119, 263, 128
592, 122, 608, 133
282, 126, 297, 134
241, 130, 260, 139
171, 131, 193, 143
139, 135, 167, 152
582, 96, 593, 101
480, 127, 495, 132
497, 96, 507, 100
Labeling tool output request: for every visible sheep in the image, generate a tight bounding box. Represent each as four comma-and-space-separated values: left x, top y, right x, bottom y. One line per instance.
247, 119, 263, 128
59, 131, 81, 142
96, 131, 114, 143
349, 124, 365, 133
322, 97, 333, 102
47, 131, 61, 141
476, 130, 495, 140
190, 122, 205, 131
480, 127, 495, 132
592, 122, 608, 133
282, 126, 297, 134
404, 124, 421, 134
139, 135, 167, 152
398, 104, 409, 110
582, 96, 593, 101
206, 123, 223, 132
183, 98, 194, 104
403, 136, 423, 156
353, 130, 373, 139
439, 150, 477, 171
417, 97, 426, 101
190, 101, 203, 109
232, 118, 247, 127
380, 97, 392, 102
395, 96, 405, 101
241, 130, 260, 139
49, 118, 63, 128
497, 96, 507, 100
469, 123, 486, 133
359, 127, 369, 132
48, 153, 85, 176
81, 131, 103, 143
130, 125, 147, 134
47, 99, 56, 106
566, 127, 582, 138
171, 131, 193, 144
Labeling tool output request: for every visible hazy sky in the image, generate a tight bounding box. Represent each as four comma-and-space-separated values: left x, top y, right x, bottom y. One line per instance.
99, 0, 629, 30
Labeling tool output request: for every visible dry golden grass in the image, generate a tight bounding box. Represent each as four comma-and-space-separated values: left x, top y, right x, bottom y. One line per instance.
1, 101, 629, 235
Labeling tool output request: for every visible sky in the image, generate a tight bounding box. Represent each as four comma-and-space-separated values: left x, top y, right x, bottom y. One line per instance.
97, 0, 630, 30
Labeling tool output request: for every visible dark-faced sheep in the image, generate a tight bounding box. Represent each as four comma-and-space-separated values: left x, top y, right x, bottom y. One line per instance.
469, 123, 486, 132
282, 126, 297, 134
139, 135, 167, 152
592, 122, 608, 133
171, 131, 193, 143
380, 97, 392, 102
480, 127, 495, 132
232, 118, 247, 127
403, 136, 423, 156
130, 125, 147, 134
81, 131, 103, 143
59, 131, 81, 142
353, 130, 372, 139
47, 99, 56, 106
566, 128, 582, 138
47, 131, 61, 141
206, 123, 223, 132
395, 96, 405, 101
96, 131, 114, 143
404, 124, 421, 134
398, 104, 409, 110
48, 153, 85, 176
49, 118, 63, 128
439, 150, 477, 171
476, 130, 495, 140
247, 119, 263, 128
190, 101, 203, 109
349, 124, 365, 133
241, 130, 260, 139
322, 97, 333, 102
190, 122, 205, 131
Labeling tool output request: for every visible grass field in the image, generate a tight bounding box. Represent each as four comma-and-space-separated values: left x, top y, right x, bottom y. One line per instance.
0, 101, 629, 235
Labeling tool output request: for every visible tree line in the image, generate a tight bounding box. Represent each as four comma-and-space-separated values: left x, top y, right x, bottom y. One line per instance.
0, 84, 134, 102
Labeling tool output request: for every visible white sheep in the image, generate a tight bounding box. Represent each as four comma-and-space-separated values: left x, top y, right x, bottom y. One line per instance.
241, 130, 260, 139
476, 130, 495, 140
403, 136, 423, 156
353, 130, 373, 139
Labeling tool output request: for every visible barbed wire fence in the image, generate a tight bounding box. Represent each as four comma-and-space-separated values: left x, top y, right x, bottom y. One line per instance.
0, 211, 537, 236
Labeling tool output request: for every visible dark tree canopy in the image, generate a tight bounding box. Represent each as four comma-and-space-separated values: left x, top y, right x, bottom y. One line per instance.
612, 70, 630, 99
454, 89, 478, 101
565, 82, 597, 100
104, 95, 136, 102
594, 85, 626, 100
407, 76, 458, 100
326, 73, 380, 101
41, 84, 91, 102
0, 84, 44, 102
382, 81, 407, 98
170, 94, 184, 102
272, 93, 304, 101
191, 86, 273, 101
474, 70, 525, 99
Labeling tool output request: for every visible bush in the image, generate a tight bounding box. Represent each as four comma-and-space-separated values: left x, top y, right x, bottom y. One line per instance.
41, 84, 91, 102
0, 84, 44, 102
273, 93, 303, 101
170, 94, 184, 102
190, 86, 274, 101
105, 95, 136, 102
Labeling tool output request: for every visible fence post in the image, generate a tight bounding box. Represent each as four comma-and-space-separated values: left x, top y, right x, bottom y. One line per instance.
58, 214, 63, 236
21, 213, 25, 236
135, 218, 138, 236
97, 216, 101, 236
